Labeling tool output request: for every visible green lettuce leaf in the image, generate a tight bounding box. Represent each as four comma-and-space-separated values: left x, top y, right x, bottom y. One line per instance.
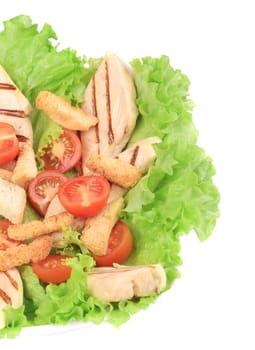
0, 15, 98, 156
121, 56, 220, 274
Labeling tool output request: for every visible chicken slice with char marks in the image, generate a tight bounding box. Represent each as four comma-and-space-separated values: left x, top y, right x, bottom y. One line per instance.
0, 268, 23, 329
81, 52, 138, 174
0, 65, 32, 116
87, 263, 166, 302
0, 115, 33, 141
108, 136, 161, 202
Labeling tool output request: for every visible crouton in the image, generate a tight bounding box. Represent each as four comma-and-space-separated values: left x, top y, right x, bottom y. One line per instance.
36, 91, 98, 131
0, 235, 53, 271
11, 140, 38, 188
86, 153, 141, 188
7, 212, 74, 241
81, 197, 124, 255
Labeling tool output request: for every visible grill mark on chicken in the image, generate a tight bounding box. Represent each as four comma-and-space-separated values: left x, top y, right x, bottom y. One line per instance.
17, 135, 29, 143
4, 271, 19, 290
105, 61, 114, 145
92, 76, 100, 146
130, 145, 140, 166
0, 288, 12, 305
0, 83, 16, 90
0, 109, 25, 117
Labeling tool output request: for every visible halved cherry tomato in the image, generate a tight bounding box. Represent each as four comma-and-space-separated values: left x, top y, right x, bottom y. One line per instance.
28, 170, 68, 216
0, 219, 21, 250
41, 129, 82, 173
93, 221, 133, 266
32, 254, 72, 284
0, 122, 19, 166
58, 175, 110, 218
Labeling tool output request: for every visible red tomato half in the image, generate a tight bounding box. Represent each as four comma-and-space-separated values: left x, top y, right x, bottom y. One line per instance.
28, 170, 68, 216
0, 219, 21, 250
32, 254, 72, 284
93, 221, 133, 266
41, 129, 82, 173
58, 175, 110, 218
0, 122, 19, 166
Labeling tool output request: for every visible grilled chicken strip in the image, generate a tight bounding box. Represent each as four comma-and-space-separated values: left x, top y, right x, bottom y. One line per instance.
11, 140, 37, 188
0, 178, 26, 224
87, 264, 166, 302
0, 65, 32, 116
81, 197, 124, 255
0, 115, 33, 141
36, 90, 98, 131
81, 52, 138, 173
0, 235, 53, 271
0, 268, 23, 329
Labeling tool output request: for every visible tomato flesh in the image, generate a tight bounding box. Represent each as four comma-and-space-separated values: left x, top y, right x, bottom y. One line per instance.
32, 254, 72, 284
58, 175, 110, 218
41, 129, 82, 173
0, 219, 21, 250
28, 170, 68, 216
93, 221, 133, 266
0, 122, 19, 166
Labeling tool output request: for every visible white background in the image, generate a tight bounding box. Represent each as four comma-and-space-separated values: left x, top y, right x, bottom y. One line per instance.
1, 0, 255, 349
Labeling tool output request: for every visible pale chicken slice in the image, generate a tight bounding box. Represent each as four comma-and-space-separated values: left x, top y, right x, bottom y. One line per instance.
0, 115, 33, 141
81, 52, 138, 174
11, 140, 38, 188
0, 268, 23, 329
0, 178, 26, 224
87, 264, 166, 302
108, 137, 161, 202
0, 65, 32, 116
81, 197, 124, 255
117, 136, 161, 170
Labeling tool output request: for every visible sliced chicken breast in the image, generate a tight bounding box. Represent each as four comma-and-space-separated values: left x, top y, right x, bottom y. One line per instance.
0, 268, 23, 329
0, 115, 33, 141
108, 137, 161, 202
0, 178, 26, 224
0, 65, 32, 116
87, 263, 166, 302
81, 52, 138, 173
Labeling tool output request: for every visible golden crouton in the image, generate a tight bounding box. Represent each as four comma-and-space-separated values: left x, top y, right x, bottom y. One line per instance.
36, 91, 98, 131
11, 140, 38, 188
81, 197, 124, 255
86, 153, 141, 189
0, 235, 53, 271
7, 212, 73, 240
